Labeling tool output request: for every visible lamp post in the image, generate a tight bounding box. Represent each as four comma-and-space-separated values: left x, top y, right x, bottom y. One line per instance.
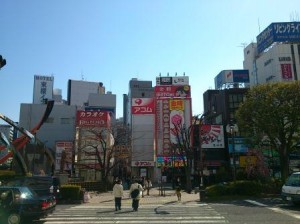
197, 112, 209, 189
226, 122, 238, 181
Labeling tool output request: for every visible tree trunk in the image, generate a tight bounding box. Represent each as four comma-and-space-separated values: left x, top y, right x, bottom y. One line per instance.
279, 145, 289, 182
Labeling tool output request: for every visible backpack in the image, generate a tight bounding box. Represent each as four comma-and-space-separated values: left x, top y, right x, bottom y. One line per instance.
130, 189, 140, 199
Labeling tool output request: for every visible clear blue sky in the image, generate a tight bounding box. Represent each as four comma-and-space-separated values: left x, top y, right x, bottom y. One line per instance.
1, 0, 299, 123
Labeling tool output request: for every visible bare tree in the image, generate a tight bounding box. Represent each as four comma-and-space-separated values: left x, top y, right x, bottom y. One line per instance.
170, 116, 197, 193
76, 123, 132, 186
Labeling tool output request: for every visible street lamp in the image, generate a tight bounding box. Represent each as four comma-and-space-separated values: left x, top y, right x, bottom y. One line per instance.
226, 122, 239, 181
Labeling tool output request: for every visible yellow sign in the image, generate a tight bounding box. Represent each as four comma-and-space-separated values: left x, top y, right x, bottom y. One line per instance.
169, 99, 184, 111
239, 156, 257, 167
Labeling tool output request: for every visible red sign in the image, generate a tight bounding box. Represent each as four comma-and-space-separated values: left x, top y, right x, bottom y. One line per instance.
281, 64, 293, 80
131, 98, 155, 114
155, 85, 191, 98
76, 111, 110, 127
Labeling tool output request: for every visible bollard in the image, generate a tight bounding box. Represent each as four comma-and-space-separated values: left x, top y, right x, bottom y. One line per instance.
199, 190, 206, 202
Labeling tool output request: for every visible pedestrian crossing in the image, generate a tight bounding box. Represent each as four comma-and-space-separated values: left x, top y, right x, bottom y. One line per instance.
40, 203, 228, 223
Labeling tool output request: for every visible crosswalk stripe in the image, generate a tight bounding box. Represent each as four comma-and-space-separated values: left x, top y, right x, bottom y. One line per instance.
40, 203, 228, 224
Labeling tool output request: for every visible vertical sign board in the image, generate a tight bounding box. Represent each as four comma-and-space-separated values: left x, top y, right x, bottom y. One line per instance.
169, 99, 185, 144
33, 75, 54, 104
55, 141, 73, 172
281, 64, 293, 80
155, 83, 192, 161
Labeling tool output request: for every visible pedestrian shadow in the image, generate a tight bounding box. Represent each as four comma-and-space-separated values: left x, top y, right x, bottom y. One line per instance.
97, 209, 137, 214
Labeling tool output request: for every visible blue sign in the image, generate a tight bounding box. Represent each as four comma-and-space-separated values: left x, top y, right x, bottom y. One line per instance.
232, 70, 249, 83
257, 22, 300, 54
228, 138, 249, 153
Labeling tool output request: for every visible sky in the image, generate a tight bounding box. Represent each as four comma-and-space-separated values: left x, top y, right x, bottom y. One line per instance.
0, 0, 299, 124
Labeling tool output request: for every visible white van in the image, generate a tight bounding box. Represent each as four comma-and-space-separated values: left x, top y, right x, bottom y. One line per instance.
281, 172, 300, 205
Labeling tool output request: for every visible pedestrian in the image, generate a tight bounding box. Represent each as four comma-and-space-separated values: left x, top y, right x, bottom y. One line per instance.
175, 177, 181, 201
129, 179, 144, 211
144, 177, 152, 196
140, 177, 145, 197
112, 179, 123, 211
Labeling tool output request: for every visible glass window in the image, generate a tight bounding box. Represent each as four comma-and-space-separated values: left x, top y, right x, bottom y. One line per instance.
61, 118, 70, 124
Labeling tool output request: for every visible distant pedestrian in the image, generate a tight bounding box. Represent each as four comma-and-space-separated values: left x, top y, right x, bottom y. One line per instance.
129, 179, 144, 211
144, 177, 152, 196
175, 177, 181, 201
140, 177, 145, 197
113, 179, 123, 211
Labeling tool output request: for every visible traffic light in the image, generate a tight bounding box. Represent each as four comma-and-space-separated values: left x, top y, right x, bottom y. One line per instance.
0, 55, 7, 69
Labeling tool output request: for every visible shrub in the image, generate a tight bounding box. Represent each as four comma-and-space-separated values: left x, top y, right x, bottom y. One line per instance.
206, 180, 264, 198
233, 180, 262, 196
205, 183, 231, 197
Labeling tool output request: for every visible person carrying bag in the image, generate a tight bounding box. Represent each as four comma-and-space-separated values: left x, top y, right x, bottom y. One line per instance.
129, 179, 144, 211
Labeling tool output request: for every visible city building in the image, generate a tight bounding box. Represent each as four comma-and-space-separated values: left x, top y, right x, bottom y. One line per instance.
126, 78, 155, 179
243, 22, 300, 86
202, 69, 250, 183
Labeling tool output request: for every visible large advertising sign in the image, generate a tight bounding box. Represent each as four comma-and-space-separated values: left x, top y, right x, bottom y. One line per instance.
156, 76, 189, 86
55, 141, 73, 172
33, 75, 54, 104
215, 70, 249, 89
281, 64, 293, 80
155, 98, 192, 157
154, 85, 191, 98
169, 100, 185, 144
76, 110, 110, 127
257, 22, 300, 54
201, 125, 225, 148
131, 98, 155, 114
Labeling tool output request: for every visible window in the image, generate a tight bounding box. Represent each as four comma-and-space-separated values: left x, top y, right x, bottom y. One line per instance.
61, 118, 71, 124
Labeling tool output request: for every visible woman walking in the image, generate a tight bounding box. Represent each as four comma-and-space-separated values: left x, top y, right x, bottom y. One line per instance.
113, 179, 124, 211
129, 179, 144, 211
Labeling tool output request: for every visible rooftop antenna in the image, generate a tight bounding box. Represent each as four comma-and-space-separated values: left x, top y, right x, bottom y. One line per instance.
258, 18, 261, 33
159, 72, 161, 77
167, 72, 169, 76
238, 43, 247, 49
183, 72, 185, 76
175, 72, 177, 76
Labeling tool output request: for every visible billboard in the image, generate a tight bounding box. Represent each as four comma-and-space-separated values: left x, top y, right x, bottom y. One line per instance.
154, 85, 191, 98
131, 98, 155, 114
281, 64, 293, 80
76, 110, 110, 127
215, 70, 249, 89
201, 125, 225, 148
155, 98, 192, 157
257, 22, 300, 54
156, 76, 189, 86
33, 75, 54, 104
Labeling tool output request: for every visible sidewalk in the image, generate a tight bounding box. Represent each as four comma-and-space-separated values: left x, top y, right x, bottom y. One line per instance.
86, 187, 201, 206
